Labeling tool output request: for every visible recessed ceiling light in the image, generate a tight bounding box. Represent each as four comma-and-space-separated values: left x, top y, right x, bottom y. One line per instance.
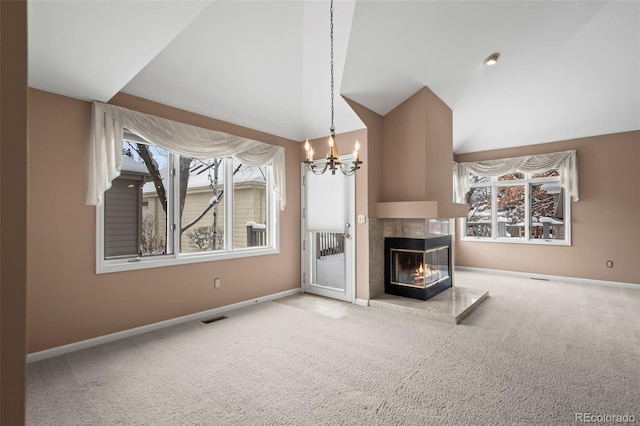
483, 52, 500, 66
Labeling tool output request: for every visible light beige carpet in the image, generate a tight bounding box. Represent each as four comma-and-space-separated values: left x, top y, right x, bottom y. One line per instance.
27, 271, 640, 425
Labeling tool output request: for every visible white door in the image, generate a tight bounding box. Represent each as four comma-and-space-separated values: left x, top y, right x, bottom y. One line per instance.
301, 160, 354, 303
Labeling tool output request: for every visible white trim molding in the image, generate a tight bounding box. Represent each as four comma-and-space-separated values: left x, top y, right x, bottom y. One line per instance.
97, 156, 280, 274
27, 288, 301, 364
456, 266, 640, 289
355, 298, 369, 307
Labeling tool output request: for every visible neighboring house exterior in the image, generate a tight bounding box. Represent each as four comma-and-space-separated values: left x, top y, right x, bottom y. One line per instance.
103, 156, 152, 257
143, 177, 267, 253
105, 155, 267, 258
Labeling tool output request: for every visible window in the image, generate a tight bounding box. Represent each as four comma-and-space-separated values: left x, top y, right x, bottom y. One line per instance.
232, 159, 269, 249
180, 156, 226, 254
97, 137, 278, 273
104, 174, 146, 257
463, 168, 570, 245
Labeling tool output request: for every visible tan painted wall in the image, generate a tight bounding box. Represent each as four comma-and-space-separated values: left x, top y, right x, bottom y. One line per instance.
344, 97, 385, 300
27, 89, 301, 353
1, 0, 28, 423
455, 131, 640, 285
381, 89, 427, 201
381, 87, 454, 202
345, 97, 384, 214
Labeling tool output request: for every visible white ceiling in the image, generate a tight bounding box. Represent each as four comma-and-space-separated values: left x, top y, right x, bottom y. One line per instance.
28, 0, 640, 153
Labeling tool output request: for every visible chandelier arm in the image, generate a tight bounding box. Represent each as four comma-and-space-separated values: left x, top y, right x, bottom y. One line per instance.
308, 162, 330, 175
338, 161, 361, 176
302, 0, 362, 176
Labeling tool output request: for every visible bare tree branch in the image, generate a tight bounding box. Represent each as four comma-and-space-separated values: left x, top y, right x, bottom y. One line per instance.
211, 159, 223, 248
135, 143, 167, 213
181, 191, 224, 234
134, 145, 250, 238
178, 157, 192, 217
180, 162, 243, 234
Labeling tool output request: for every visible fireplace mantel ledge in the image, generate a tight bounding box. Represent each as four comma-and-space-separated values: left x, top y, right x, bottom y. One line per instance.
376, 201, 468, 219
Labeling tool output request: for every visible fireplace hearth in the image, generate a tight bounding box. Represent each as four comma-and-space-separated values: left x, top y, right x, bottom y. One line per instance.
384, 235, 452, 301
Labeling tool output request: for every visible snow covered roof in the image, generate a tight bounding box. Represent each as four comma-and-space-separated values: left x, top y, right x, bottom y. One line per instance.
121, 155, 150, 175
540, 183, 561, 194
141, 161, 266, 194
536, 217, 564, 225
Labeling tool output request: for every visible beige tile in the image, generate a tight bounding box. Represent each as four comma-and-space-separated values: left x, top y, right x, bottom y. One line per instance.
369, 219, 385, 298
322, 307, 350, 319
369, 286, 489, 324
275, 293, 354, 318
402, 219, 426, 238
383, 219, 403, 237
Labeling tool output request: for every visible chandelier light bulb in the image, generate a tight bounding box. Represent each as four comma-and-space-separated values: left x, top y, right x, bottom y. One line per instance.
304, 139, 314, 162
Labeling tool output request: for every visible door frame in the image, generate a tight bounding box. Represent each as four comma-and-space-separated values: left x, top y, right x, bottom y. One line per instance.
300, 158, 356, 303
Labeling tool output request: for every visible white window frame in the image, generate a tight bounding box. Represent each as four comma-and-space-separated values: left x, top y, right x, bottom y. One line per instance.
461, 172, 571, 246
96, 150, 279, 274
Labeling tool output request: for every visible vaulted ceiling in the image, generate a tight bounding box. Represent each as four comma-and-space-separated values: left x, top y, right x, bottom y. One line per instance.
28, 0, 640, 153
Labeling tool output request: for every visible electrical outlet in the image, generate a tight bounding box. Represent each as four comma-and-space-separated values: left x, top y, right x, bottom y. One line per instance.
214, 277, 222, 288
606, 260, 613, 268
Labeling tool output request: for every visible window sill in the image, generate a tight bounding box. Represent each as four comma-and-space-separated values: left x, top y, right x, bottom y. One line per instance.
97, 246, 279, 274
460, 237, 571, 246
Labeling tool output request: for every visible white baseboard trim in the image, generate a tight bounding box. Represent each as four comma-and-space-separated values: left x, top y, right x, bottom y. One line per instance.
27, 287, 302, 364
456, 266, 640, 290
355, 298, 369, 307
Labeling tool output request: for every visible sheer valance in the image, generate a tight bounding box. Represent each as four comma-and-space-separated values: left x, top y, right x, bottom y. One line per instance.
87, 101, 286, 210
453, 150, 578, 203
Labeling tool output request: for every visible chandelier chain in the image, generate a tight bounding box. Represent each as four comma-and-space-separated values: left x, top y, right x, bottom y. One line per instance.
302, 0, 361, 176
330, 0, 334, 133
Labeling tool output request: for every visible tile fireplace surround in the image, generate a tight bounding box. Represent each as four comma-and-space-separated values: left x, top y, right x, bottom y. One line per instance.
369, 218, 489, 324
369, 218, 455, 299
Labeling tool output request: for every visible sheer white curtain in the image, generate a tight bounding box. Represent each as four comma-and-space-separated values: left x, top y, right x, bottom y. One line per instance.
453, 150, 579, 203
87, 102, 286, 210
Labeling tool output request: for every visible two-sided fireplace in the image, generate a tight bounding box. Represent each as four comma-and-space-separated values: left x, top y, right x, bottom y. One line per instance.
384, 235, 452, 301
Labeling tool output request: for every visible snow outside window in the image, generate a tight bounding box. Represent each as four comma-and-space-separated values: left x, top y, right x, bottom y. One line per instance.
462, 169, 570, 245
97, 137, 278, 273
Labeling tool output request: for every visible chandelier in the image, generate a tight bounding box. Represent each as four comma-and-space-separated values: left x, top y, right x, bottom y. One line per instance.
303, 0, 362, 176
